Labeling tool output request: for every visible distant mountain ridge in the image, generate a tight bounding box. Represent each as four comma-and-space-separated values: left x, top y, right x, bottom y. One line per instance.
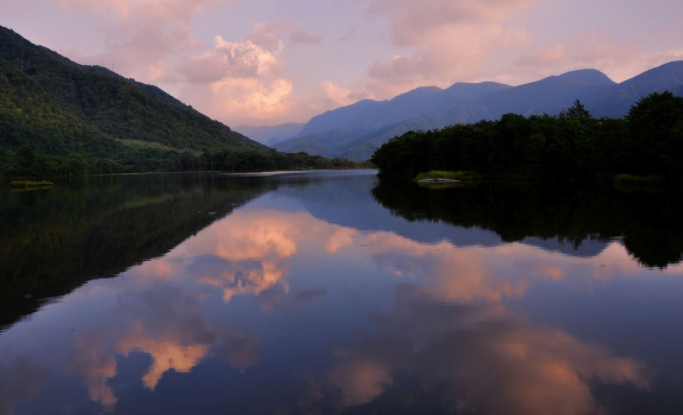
275, 62, 683, 161
0, 25, 268, 167
298, 82, 509, 137
235, 122, 305, 146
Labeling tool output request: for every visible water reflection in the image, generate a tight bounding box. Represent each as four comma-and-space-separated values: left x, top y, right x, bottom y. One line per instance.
0, 172, 682, 415
372, 180, 683, 267
326, 292, 648, 415
0, 174, 277, 329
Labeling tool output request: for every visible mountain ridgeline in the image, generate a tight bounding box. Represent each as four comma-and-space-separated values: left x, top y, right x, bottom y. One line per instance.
275, 63, 683, 161
0, 26, 361, 176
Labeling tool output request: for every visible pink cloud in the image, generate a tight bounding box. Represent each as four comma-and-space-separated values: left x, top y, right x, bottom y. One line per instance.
248, 19, 322, 47
176, 18, 357, 125
516, 44, 569, 67
289, 29, 322, 44
0, 0, 23, 15
180, 35, 284, 84
55, 0, 234, 83
508, 31, 683, 83
364, 24, 529, 99
321, 81, 357, 107
368, 0, 535, 47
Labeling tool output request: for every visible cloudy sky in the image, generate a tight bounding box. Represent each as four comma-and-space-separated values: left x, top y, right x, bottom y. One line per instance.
2, 0, 682, 127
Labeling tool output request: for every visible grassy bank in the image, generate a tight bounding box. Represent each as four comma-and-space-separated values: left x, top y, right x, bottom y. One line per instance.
612, 174, 666, 185
10, 180, 54, 190
415, 171, 482, 182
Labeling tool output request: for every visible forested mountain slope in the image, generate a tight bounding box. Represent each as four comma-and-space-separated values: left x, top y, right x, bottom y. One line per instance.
0, 25, 276, 175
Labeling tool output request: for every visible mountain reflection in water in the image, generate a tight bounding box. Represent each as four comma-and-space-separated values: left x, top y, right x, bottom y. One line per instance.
0, 171, 681, 415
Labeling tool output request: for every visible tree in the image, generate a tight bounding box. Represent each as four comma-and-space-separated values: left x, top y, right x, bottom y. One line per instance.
563, 100, 591, 118
626, 92, 683, 179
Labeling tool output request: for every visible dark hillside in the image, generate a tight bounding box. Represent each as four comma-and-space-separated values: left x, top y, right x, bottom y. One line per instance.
0, 26, 266, 153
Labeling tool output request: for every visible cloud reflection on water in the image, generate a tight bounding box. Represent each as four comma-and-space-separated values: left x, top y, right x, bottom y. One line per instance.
324, 287, 649, 415
0, 203, 678, 414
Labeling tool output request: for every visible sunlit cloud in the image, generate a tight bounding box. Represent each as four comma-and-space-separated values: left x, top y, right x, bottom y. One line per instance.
368, 0, 536, 47
177, 22, 327, 125
360, 0, 533, 97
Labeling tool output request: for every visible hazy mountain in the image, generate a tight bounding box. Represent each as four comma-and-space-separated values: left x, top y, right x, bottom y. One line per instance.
274, 129, 372, 158
479, 69, 617, 118
336, 104, 490, 161
275, 103, 490, 162
235, 122, 305, 146
298, 82, 509, 137
275, 62, 683, 161
591, 61, 683, 117
0, 25, 267, 161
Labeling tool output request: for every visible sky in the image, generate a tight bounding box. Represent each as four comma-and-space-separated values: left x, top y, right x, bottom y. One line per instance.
1, 0, 683, 127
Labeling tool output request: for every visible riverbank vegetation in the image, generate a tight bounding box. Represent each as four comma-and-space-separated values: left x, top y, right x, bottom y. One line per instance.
415, 171, 481, 181
0, 144, 367, 179
9, 180, 54, 189
371, 92, 683, 183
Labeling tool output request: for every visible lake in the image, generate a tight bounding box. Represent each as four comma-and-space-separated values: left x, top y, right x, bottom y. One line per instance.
1, 170, 682, 415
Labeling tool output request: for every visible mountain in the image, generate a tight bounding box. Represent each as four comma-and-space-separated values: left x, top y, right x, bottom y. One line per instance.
479, 69, 617, 118
235, 122, 305, 146
0, 54, 124, 158
275, 62, 683, 161
334, 104, 490, 161
0, 25, 268, 171
591, 61, 683, 117
298, 82, 509, 137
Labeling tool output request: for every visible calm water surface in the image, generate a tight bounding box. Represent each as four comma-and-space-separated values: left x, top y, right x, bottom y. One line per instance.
1, 171, 683, 415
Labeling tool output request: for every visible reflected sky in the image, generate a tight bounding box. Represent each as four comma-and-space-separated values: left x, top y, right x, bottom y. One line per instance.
1, 171, 682, 415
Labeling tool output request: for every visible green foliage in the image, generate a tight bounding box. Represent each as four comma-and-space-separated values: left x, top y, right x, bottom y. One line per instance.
9, 180, 53, 189
415, 171, 481, 181
0, 26, 265, 154
372, 96, 683, 183
612, 174, 666, 185
0, 26, 367, 177
625, 92, 683, 179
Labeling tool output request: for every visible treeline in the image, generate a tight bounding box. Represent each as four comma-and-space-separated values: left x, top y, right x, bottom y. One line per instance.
0, 144, 366, 178
167, 149, 365, 173
371, 92, 683, 182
